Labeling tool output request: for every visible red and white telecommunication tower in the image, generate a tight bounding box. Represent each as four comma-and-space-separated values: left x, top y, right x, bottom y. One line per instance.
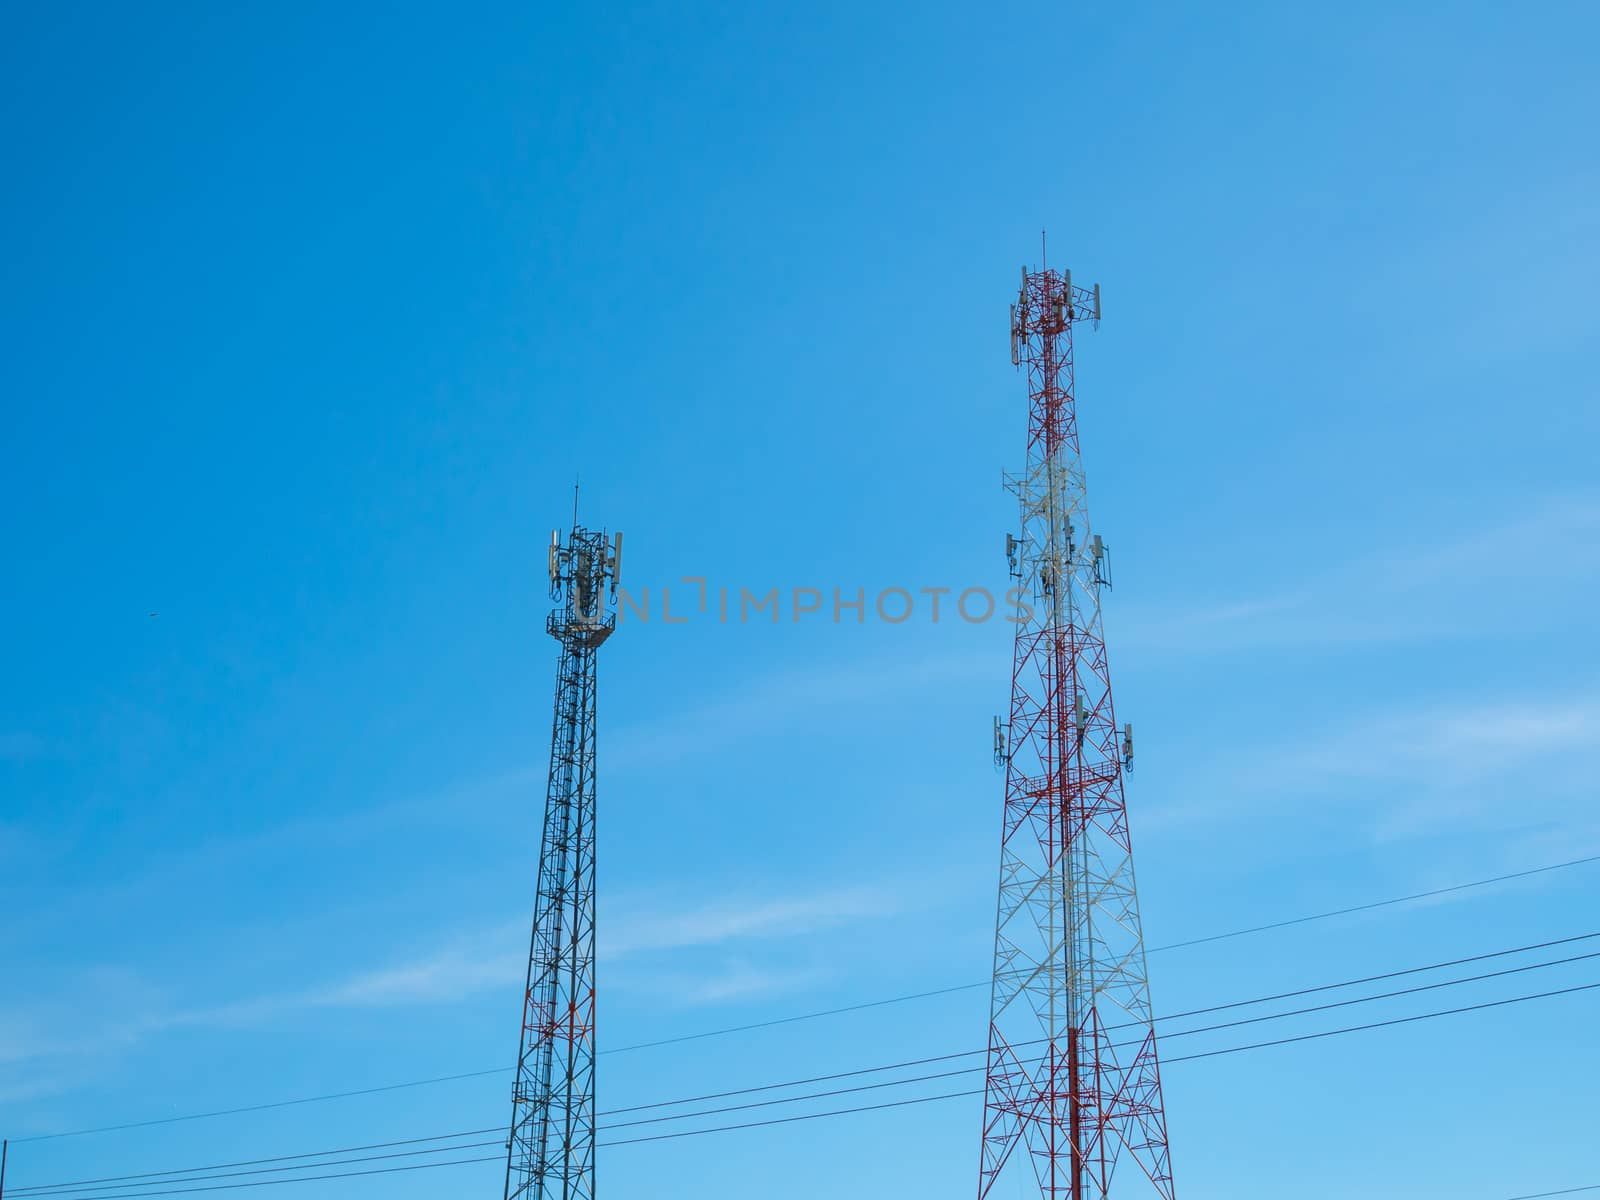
979, 261, 1177, 1200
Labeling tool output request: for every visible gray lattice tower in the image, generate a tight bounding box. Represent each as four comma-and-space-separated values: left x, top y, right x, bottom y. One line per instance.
504, 519, 620, 1200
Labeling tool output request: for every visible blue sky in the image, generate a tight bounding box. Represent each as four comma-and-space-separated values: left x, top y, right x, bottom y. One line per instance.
3, 1, 1599, 1197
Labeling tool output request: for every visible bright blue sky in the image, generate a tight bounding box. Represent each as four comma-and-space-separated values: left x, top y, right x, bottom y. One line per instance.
3, 2, 1599, 1197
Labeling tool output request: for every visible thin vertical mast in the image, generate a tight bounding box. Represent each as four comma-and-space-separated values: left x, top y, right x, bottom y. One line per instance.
504, 517, 619, 1200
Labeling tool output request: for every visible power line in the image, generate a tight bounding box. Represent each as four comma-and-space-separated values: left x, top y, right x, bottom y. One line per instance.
597, 949, 1600, 1136
607, 979, 1600, 1148
43, 1162, 1590, 1200
4, 1071, 506, 1149
1162, 979, 1600, 1064
16, 851, 1595, 1149
599, 929, 1600, 1118
605, 980, 988, 1054
609, 851, 1600, 1056
1150, 928, 1600, 1024
11, 1141, 503, 1198
20, 977, 1600, 1199
13, 934, 1594, 1192
1146, 853, 1600, 952
6, 1129, 501, 1195
14, 936, 1598, 1198
7, 1155, 503, 1199
600, 1085, 983, 1150
601, 1058, 1022, 1135
1164, 947, 1600, 1040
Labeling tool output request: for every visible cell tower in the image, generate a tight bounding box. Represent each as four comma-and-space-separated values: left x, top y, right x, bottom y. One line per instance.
979, 263, 1176, 1200
503, 514, 622, 1200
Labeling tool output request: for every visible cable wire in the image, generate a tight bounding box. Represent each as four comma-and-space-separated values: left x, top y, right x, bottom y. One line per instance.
4, 1071, 505, 1150
20, 978, 1599, 1197
607, 978, 1600, 1147
15, 852, 1595, 1147
598, 929, 1600, 1118
1160, 980, 1600, 1066
7, 1154, 503, 1199
14, 936, 1598, 1197
11, 1140, 503, 1198
7, 1130, 501, 1195
599, 949, 1600, 1135
1145, 854, 1600, 952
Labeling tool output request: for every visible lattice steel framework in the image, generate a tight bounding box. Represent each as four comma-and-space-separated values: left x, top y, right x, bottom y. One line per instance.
504, 519, 620, 1200
979, 264, 1176, 1200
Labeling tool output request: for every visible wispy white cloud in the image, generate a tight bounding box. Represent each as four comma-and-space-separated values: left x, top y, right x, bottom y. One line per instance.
0, 1012, 55, 1067
1149, 690, 1600, 846
1283, 697, 1600, 787
165, 925, 529, 1027
3, 763, 548, 952
609, 649, 996, 773
1385, 168, 1600, 359
0, 966, 175, 1073
1289, 694, 1600, 841
0, 1073, 81, 1107
0, 877, 904, 1086
1121, 494, 1600, 655
1489, 822, 1600, 876
1142, 676, 1600, 849
596, 879, 929, 1010
1378, 496, 1600, 592
614, 961, 833, 1008
312, 943, 526, 1008
603, 884, 899, 959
